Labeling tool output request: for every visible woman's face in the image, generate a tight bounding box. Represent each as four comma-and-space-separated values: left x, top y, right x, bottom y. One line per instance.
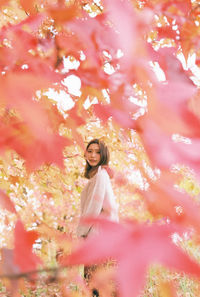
85, 143, 101, 167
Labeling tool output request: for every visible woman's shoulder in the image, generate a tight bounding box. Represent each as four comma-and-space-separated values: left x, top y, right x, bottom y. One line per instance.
98, 166, 113, 179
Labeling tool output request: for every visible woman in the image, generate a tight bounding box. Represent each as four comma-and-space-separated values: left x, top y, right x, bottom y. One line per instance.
77, 139, 119, 296
77, 138, 119, 238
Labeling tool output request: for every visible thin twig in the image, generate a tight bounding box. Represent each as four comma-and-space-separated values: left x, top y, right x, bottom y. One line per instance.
0, 265, 69, 280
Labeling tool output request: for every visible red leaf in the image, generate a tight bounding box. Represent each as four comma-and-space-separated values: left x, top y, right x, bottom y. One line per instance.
0, 29, 36, 70
14, 220, 42, 273
94, 104, 133, 128
0, 65, 61, 100
140, 172, 200, 232
93, 84, 138, 128
67, 106, 86, 128
66, 15, 114, 68
143, 0, 191, 18
149, 88, 200, 138
55, 31, 84, 60
0, 0, 9, 8
102, 0, 138, 69
66, 0, 148, 76
71, 130, 85, 150
180, 21, 200, 60
65, 106, 86, 149
18, 13, 45, 31
62, 219, 200, 297
0, 190, 16, 214
19, 0, 36, 15
137, 119, 200, 176
0, 68, 72, 170
147, 46, 176, 72
0, 14, 45, 69
163, 0, 192, 16
189, 90, 200, 120
47, 4, 81, 24
0, 114, 71, 173
148, 54, 200, 137
0, 118, 72, 171
74, 67, 108, 89
157, 25, 178, 40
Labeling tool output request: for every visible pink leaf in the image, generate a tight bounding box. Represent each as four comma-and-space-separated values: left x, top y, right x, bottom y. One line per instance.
47, 4, 80, 24
148, 53, 200, 137
62, 219, 200, 297
94, 104, 134, 128
14, 220, 42, 273
138, 119, 200, 176
0, 190, 16, 214
102, 0, 138, 69
0, 0, 9, 8
140, 172, 200, 232
19, 0, 36, 15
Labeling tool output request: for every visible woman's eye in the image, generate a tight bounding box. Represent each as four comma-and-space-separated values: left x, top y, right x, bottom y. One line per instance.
87, 150, 100, 154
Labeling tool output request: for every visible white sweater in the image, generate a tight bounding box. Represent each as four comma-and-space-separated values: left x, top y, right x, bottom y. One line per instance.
77, 166, 119, 237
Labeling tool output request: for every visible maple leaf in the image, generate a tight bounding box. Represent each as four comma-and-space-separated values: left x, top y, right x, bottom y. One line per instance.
148, 88, 200, 138
14, 220, 42, 273
162, 0, 192, 16
65, 106, 86, 149
180, 21, 199, 61
55, 31, 84, 61
66, 0, 149, 81
19, 0, 36, 15
140, 172, 200, 232
143, 0, 191, 21
47, 4, 81, 24
137, 119, 200, 177
0, 0, 9, 9
1, 121, 71, 171
157, 25, 178, 40
189, 90, 200, 120
19, 13, 45, 31
147, 46, 176, 75
102, 0, 138, 69
93, 84, 139, 128
39, 96, 66, 132
94, 104, 134, 129
66, 15, 114, 69
146, 52, 200, 137
73, 67, 108, 89
61, 219, 200, 297
0, 190, 16, 214
26, 133, 72, 171
0, 72, 72, 170
0, 24, 40, 71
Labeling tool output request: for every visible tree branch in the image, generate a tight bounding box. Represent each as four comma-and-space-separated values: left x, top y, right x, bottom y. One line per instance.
0, 265, 69, 280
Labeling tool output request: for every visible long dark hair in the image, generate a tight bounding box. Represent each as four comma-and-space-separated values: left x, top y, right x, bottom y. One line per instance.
84, 139, 110, 179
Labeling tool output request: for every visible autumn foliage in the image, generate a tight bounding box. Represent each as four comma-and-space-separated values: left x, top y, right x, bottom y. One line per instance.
0, 0, 200, 296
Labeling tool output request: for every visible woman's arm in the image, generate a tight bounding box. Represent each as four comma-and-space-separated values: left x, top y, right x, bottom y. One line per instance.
77, 168, 108, 237
83, 168, 107, 217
